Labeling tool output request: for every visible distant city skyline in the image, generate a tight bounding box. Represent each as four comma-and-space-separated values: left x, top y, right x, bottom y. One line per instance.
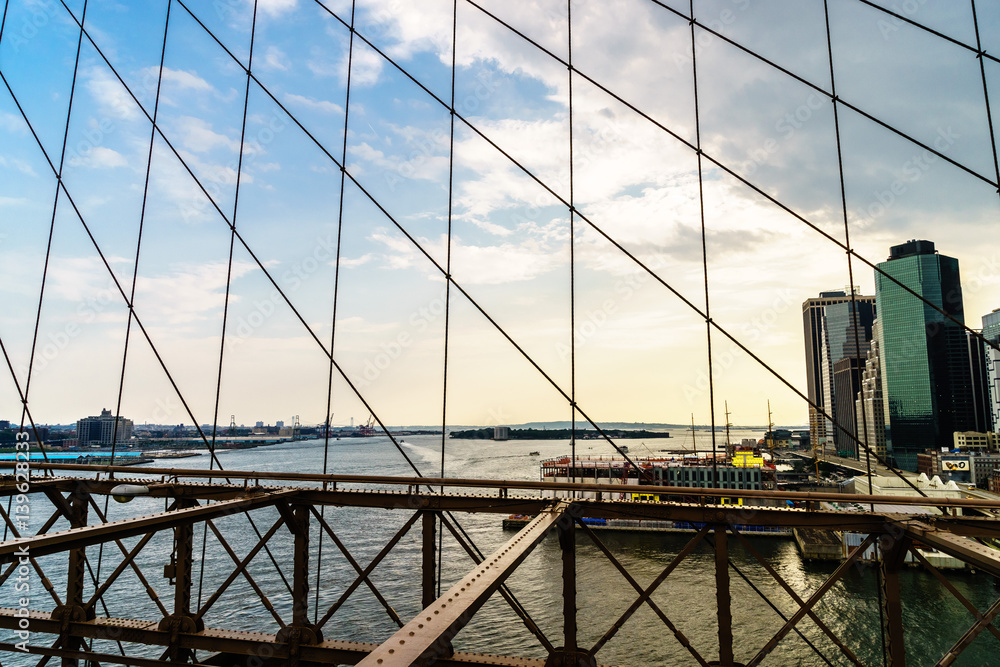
2, 2, 999, 430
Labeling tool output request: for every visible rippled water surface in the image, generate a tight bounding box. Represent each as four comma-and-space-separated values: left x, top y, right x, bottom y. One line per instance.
3, 433, 999, 665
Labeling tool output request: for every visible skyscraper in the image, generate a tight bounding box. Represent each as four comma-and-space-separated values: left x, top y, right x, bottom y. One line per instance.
824, 300, 876, 458
802, 289, 875, 453
875, 240, 975, 470
984, 308, 1000, 434
856, 321, 887, 460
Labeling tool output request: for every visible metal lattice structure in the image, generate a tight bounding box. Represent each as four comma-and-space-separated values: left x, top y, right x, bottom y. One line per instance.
2, 0, 1000, 665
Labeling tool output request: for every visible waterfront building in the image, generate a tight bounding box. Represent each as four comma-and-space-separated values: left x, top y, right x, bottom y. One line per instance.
874, 240, 976, 471
801, 289, 874, 453
76, 408, 133, 447
984, 308, 1000, 433
493, 426, 510, 441
855, 324, 887, 460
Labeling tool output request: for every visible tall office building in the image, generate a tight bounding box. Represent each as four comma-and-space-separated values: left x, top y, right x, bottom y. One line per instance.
984, 308, 1000, 434
968, 329, 994, 434
77, 408, 133, 447
875, 240, 975, 470
856, 321, 887, 460
824, 300, 876, 458
802, 289, 875, 453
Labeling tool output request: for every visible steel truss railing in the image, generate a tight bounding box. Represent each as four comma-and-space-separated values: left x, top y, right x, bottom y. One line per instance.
0, 467, 998, 666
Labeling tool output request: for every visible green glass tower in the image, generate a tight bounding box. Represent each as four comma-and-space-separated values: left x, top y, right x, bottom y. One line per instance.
875, 240, 974, 471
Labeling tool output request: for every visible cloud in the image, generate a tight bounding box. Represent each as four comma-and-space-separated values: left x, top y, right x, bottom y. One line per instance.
0, 111, 25, 133
368, 229, 561, 285
155, 67, 213, 92
284, 93, 343, 114
86, 67, 141, 120
340, 254, 374, 268
262, 45, 291, 72
171, 116, 240, 154
258, 0, 298, 17
72, 146, 128, 169
135, 261, 258, 326
0, 155, 37, 176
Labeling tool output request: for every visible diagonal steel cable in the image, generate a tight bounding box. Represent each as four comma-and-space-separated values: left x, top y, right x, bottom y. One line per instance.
688, 0, 719, 487
315, 0, 357, 624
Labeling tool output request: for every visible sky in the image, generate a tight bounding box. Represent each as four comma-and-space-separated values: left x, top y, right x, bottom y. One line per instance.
1, 0, 999, 431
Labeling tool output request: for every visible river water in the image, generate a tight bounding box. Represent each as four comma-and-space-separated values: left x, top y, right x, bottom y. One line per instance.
3, 432, 999, 666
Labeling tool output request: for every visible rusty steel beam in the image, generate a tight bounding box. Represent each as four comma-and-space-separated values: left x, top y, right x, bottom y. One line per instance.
356, 502, 571, 667
197, 517, 286, 627
60, 485, 90, 667
7, 464, 1000, 511
0, 491, 294, 561
422, 511, 437, 609
6, 475, 1000, 538
899, 521, 1000, 578
714, 525, 733, 667
0, 608, 566, 666
438, 512, 554, 654
86, 493, 170, 618
316, 511, 422, 631
880, 535, 910, 667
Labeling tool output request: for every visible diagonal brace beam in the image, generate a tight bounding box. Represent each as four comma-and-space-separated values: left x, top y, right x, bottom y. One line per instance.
307, 505, 402, 627
0, 491, 294, 561
731, 526, 862, 666
316, 510, 422, 631
590, 523, 712, 655
576, 518, 709, 666
356, 501, 570, 667
747, 534, 877, 667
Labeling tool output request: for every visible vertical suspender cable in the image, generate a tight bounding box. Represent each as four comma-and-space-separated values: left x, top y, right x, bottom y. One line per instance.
437, 0, 458, 597
100, 0, 171, 605
568, 0, 576, 490
197, 0, 259, 616
315, 0, 357, 622
689, 0, 718, 488
821, 2, 885, 663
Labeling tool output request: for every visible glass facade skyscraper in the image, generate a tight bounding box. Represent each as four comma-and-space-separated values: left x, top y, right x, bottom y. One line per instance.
824, 300, 876, 458
801, 289, 873, 452
875, 240, 975, 470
